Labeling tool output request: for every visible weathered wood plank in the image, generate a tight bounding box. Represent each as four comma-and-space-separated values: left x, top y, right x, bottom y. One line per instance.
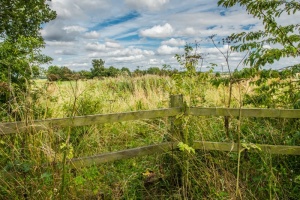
188, 107, 300, 118
0, 108, 181, 135
68, 141, 300, 168
69, 142, 177, 168
1, 107, 299, 135
193, 141, 300, 155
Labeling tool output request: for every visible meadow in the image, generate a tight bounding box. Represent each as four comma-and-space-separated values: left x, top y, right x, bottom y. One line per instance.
0, 74, 299, 199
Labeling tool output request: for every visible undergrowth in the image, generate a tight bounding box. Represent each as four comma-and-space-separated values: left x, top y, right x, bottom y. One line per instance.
0, 74, 299, 199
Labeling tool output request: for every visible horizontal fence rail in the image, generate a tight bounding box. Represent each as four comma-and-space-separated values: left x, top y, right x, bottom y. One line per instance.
69, 142, 177, 168
69, 141, 300, 168
188, 107, 300, 118
0, 108, 181, 135
1, 107, 299, 135
1, 99, 300, 169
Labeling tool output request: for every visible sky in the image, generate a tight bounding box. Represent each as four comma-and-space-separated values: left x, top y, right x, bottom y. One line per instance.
41, 0, 300, 72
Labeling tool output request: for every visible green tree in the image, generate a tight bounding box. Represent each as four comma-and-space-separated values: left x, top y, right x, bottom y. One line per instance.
218, 0, 300, 108
78, 70, 92, 79
0, 0, 56, 40
60, 66, 73, 80
46, 66, 73, 81
133, 66, 146, 76
0, 0, 56, 114
162, 64, 172, 76
47, 65, 61, 81
90, 59, 105, 78
146, 67, 161, 75
216, 1, 300, 198
120, 67, 131, 76
106, 66, 120, 77
218, 0, 300, 69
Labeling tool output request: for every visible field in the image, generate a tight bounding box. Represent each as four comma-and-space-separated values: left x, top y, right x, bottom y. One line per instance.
0, 74, 299, 199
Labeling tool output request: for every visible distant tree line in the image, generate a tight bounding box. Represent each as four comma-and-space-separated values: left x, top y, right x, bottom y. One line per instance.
45, 59, 178, 81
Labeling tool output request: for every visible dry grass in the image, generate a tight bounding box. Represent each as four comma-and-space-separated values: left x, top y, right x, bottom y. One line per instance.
1, 75, 298, 199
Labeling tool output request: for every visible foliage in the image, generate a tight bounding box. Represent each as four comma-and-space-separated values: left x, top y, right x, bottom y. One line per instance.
46, 65, 74, 81
243, 66, 300, 108
0, 0, 56, 40
0, 75, 300, 199
217, 0, 300, 109
90, 59, 123, 78
218, 0, 300, 69
90, 59, 106, 78
177, 142, 195, 154
172, 43, 211, 106
77, 70, 92, 79
145, 67, 161, 75
1, 0, 300, 199
44, 60, 180, 82
120, 67, 131, 76
0, 0, 56, 117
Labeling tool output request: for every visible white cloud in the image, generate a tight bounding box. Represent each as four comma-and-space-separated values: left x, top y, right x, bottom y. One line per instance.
204, 45, 231, 54
63, 62, 91, 71
178, 27, 199, 36
41, 0, 300, 71
85, 42, 106, 51
54, 49, 77, 55
86, 47, 154, 64
140, 23, 174, 38
108, 48, 154, 57
162, 38, 186, 46
68, 63, 89, 67
84, 31, 101, 39
63, 26, 87, 33
86, 41, 123, 52
46, 41, 75, 47
157, 45, 183, 55
49, 0, 111, 20
149, 59, 159, 64
125, 0, 169, 11
105, 41, 122, 49
142, 50, 155, 56
112, 55, 145, 62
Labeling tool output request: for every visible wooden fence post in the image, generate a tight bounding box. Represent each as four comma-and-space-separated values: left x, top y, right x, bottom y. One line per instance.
169, 94, 191, 197
169, 94, 184, 142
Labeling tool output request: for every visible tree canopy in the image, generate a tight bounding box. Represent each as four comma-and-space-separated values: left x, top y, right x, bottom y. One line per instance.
217, 0, 300, 108
218, 0, 300, 69
0, 0, 56, 105
0, 0, 56, 120
0, 0, 56, 41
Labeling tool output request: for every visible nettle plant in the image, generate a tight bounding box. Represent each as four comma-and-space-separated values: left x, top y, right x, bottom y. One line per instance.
217, 0, 300, 109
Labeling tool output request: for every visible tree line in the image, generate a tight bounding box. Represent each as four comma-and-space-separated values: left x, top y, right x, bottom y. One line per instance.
45, 59, 178, 81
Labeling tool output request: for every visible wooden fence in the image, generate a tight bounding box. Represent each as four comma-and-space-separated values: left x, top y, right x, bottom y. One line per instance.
1, 95, 299, 168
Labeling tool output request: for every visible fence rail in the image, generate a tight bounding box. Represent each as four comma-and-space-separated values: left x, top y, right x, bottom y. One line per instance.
0, 108, 181, 135
1, 107, 299, 135
1, 95, 300, 168
188, 107, 300, 118
69, 141, 300, 168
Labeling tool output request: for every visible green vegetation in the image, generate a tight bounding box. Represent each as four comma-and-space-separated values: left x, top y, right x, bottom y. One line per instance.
0, 0, 56, 117
0, 74, 299, 199
217, 0, 300, 110
0, 0, 299, 199
45, 60, 177, 82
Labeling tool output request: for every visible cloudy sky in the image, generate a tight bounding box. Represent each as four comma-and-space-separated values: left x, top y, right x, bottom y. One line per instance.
41, 0, 299, 72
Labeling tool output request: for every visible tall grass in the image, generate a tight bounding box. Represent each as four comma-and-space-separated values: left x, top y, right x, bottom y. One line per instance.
0, 74, 299, 199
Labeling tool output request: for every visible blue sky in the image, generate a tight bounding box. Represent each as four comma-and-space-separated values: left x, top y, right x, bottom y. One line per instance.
41, 0, 300, 71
